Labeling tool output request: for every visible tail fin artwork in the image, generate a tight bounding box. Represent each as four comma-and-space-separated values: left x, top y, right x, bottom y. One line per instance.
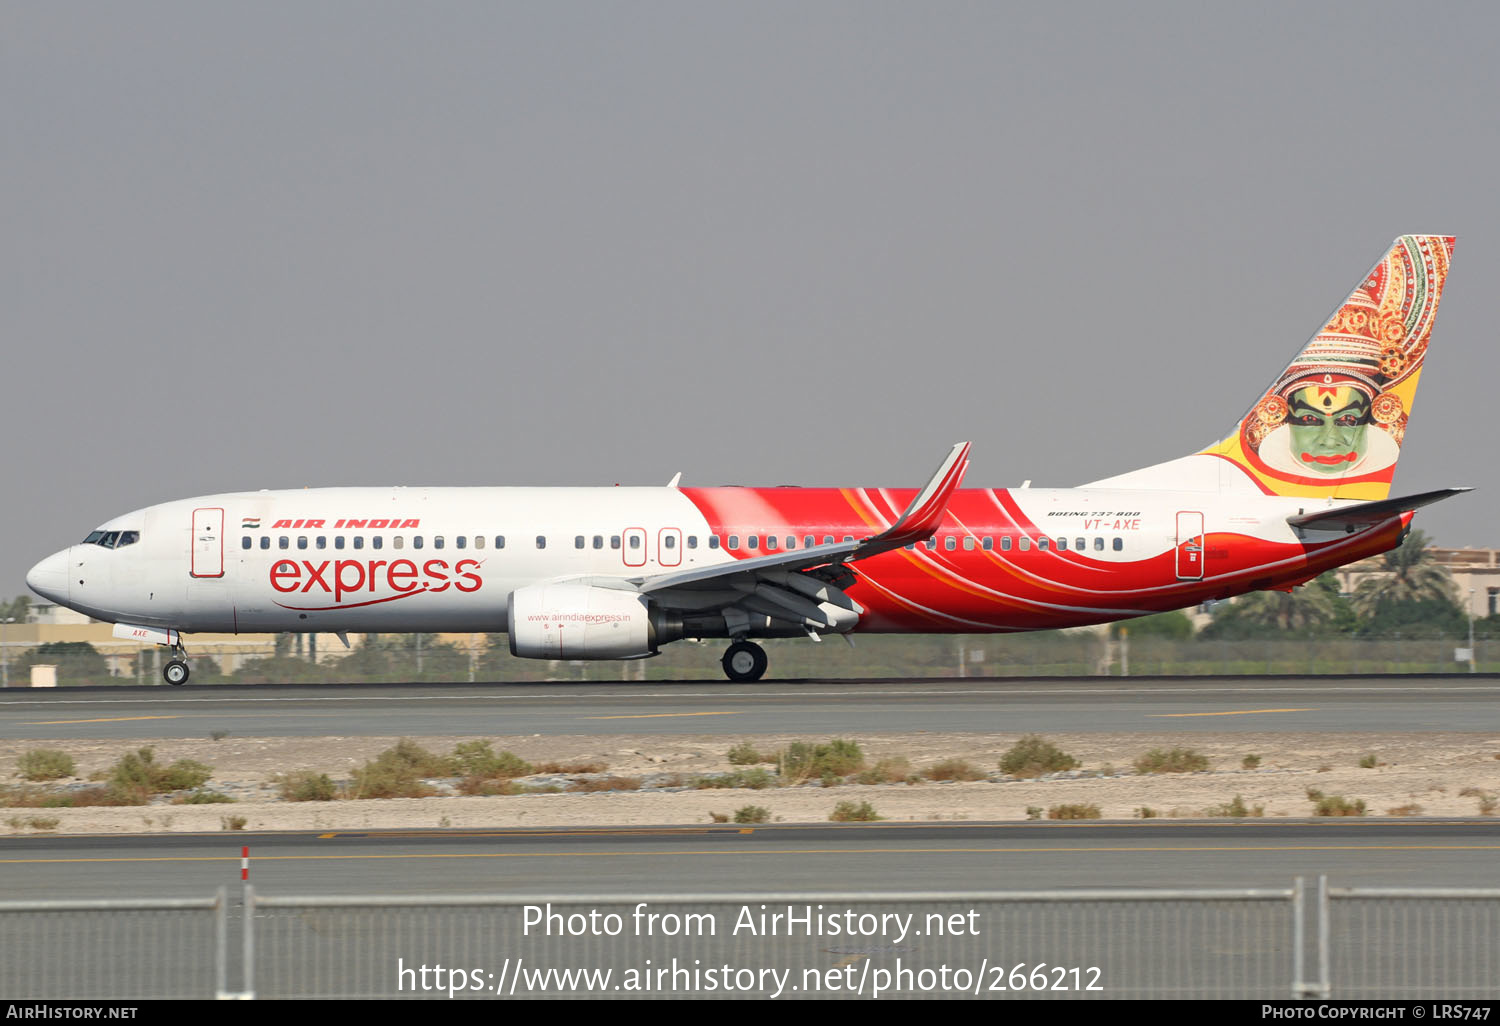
1087, 235, 1456, 498
1201, 234, 1455, 500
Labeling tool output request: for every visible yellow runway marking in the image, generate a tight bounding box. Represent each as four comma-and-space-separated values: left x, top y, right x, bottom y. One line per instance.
584, 711, 745, 720
1148, 708, 1316, 718
19, 715, 183, 726
3, 844, 1497, 866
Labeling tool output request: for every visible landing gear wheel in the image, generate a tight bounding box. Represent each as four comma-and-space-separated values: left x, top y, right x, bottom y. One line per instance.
163, 659, 190, 686
721, 641, 768, 683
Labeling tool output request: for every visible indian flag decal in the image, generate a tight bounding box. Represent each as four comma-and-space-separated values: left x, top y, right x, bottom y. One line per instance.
242, 517, 261, 529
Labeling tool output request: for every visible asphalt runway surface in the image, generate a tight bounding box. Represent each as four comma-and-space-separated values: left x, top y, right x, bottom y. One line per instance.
3, 820, 1497, 900
2, 675, 1498, 739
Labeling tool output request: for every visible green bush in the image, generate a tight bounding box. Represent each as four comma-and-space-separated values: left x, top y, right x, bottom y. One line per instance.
452, 741, 531, 779
780, 739, 865, 782
1206, 795, 1263, 818
1133, 747, 1209, 774
727, 742, 772, 766
733, 805, 771, 824
17, 749, 74, 781
1242, 754, 1262, 769
275, 771, 339, 802
693, 768, 776, 790
923, 758, 987, 782
175, 791, 236, 805
855, 757, 913, 784
829, 800, 882, 822
106, 748, 211, 794
1314, 795, 1367, 817
999, 736, 1080, 777
1048, 803, 1102, 820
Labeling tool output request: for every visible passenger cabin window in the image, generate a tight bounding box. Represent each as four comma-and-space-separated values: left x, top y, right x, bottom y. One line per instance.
1075, 537, 1085, 550
664, 535, 676, 549
279, 536, 289, 549
1000, 536, 1012, 551
474, 536, 484, 549
1037, 537, 1049, 551
687, 536, 697, 549
394, 536, 404, 549
823, 536, 835, 545
1094, 538, 1104, 551
575, 536, 585, 549
925, 538, 936, 550
261, 537, 271, 550
728, 536, 739, 549
708, 536, 720, 550
610, 536, 620, 550
786, 536, 796, 549
434, 536, 444, 550
495, 536, 506, 549
982, 537, 993, 551
297, 536, 307, 549
944, 537, 956, 551
316, 537, 326, 549
335, 537, 344, 550
1019, 537, 1030, 551
413, 536, 423, 550
372, 536, 383, 550
593, 535, 604, 549
456, 536, 466, 549
242, 537, 251, 550
1113, 538, 1123, 551
536, 536, 546, 549
748, 536, 759, 550
353, 537, 364, 550
804, 536, 815, 549
629, 535, 640, 549
765, 536, 776, 550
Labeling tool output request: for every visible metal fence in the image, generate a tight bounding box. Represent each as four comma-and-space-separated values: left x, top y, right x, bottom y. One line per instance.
2, 881, 1498, 999
0, 889, 227, 999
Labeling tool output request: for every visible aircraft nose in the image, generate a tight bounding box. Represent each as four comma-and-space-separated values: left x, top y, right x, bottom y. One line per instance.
26, 548, 69, 604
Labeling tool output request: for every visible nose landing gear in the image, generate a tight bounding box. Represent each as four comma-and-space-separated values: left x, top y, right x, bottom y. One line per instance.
162, 642, 190, 686
721, 640, 768, 682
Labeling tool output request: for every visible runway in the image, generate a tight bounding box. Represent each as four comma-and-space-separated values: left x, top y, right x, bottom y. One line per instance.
1, 675, 1497, 739
3, 820, 1497, 900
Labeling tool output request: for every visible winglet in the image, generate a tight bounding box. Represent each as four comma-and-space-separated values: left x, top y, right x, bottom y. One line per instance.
855, 441, 971, 555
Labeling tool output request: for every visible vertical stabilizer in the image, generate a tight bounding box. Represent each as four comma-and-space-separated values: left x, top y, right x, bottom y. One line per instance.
1089, 235, 1455, 498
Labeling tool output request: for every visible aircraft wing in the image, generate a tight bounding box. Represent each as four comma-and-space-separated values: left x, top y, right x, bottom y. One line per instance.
633, 441, 970, 594
625, 443, 970, 631
1286, 487, 1472, 533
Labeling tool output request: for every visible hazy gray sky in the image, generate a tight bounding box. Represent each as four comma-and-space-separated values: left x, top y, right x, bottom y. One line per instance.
6, 2, 1500, 592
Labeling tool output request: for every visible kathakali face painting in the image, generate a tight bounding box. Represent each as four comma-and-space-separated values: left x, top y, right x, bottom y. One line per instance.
1223, 235, 1452, 496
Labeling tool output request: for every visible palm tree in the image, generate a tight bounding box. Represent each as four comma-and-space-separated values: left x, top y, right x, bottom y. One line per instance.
1229, 585, 1339, 633
1351, 529, 1457, 620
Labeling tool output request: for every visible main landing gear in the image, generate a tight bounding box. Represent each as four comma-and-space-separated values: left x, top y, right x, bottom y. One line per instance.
162, 642, 190, 686
721, 641, 768, 683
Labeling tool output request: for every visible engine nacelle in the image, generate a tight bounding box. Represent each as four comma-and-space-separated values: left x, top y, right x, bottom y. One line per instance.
507, 583, 662, 660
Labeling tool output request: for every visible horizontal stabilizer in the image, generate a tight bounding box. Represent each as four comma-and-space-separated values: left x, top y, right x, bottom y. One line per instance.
1287, 487, 1471, 532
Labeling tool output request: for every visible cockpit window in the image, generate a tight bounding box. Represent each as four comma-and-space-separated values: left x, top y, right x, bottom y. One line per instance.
100, 531, 120, 548
83, 531, 105, 544
116, 531, 139, 548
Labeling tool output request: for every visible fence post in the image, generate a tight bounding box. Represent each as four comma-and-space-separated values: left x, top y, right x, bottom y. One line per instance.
1316, 874, 1331, 999
243, 884, 255, 1000
1292, 875, 1307, 998
213, 886, 227, 999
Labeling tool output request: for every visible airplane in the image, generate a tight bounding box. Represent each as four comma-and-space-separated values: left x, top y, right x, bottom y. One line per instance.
26, 235, 1466, 685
